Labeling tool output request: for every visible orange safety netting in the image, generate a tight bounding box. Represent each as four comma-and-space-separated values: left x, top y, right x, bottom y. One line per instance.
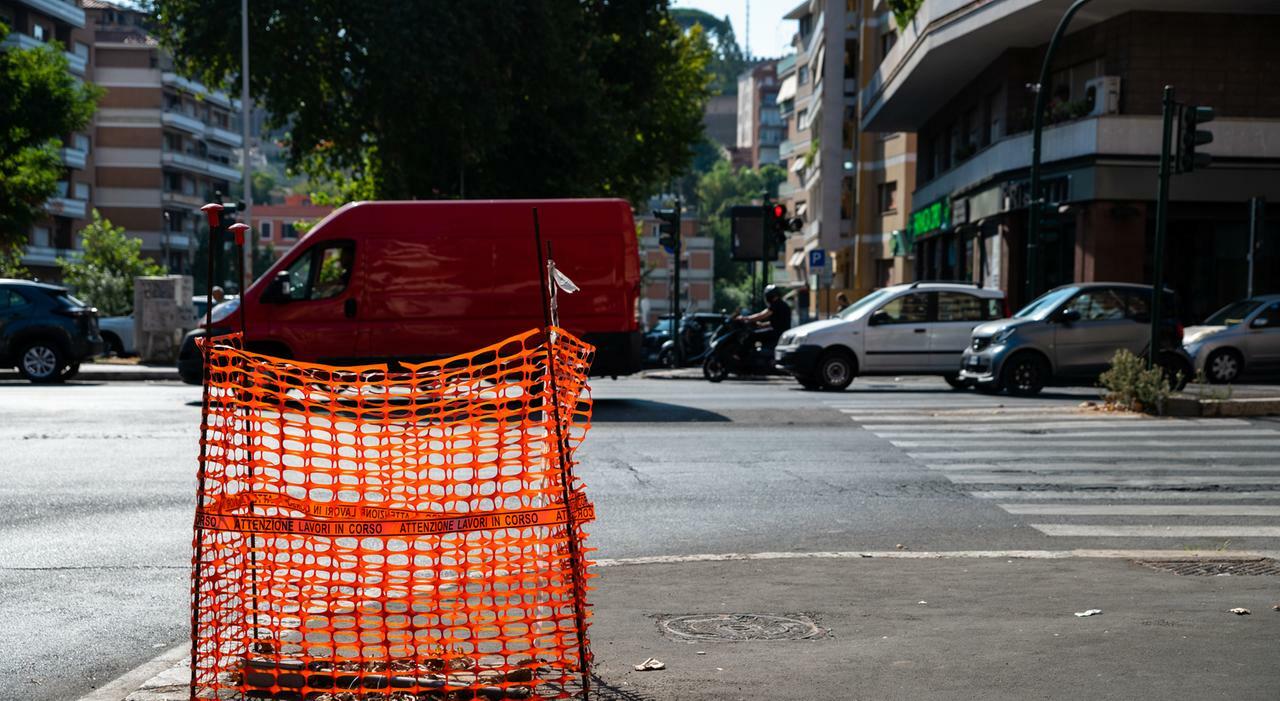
190, 328, 596, 700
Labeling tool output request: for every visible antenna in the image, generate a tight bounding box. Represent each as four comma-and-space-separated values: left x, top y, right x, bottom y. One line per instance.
745, 0, 751, 59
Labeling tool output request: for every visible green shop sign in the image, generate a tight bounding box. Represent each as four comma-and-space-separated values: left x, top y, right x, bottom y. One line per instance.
910, 197, 950, 240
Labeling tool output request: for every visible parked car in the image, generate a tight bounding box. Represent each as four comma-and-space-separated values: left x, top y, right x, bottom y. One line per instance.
98, 314, 135, 356
774, 281, 1007, 391
0, 279, 104, 383
1183, 294, 1280, 384
960, 282, 1191, 396
179, 199, 642, 383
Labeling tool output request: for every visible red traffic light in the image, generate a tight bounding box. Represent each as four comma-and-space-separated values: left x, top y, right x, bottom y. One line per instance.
773, 204, 786, 219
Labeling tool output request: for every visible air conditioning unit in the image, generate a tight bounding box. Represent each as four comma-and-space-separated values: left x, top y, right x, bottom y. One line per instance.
1086, 76, 1121, 116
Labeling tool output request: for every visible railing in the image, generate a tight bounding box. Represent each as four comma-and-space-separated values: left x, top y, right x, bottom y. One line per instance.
20, 0, 85, 26
205, 124, 242, 146
60, 146, 87, 169
161, 110, 206, 134
44, 196, 87, 219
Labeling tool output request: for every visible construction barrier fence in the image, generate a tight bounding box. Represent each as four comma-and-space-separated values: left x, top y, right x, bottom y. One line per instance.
190, 328, 596, 700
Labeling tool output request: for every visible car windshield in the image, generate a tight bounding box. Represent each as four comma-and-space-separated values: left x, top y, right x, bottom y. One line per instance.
1014, 287, 1078, 320
55, 291, 89, 308
838, 288, 893, 319
1203, 299, 1264, 326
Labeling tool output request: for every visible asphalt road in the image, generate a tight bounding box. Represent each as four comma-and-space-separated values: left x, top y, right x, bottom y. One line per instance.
1, 374, 1277, 700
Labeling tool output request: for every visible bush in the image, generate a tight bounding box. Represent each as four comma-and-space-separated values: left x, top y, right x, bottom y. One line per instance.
58, 210, 164, 316
1098, 348, 1171, 414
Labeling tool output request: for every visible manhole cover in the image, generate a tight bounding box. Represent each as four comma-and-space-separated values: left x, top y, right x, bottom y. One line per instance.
658, 613, 823, 642
1134, 558, 1280, 576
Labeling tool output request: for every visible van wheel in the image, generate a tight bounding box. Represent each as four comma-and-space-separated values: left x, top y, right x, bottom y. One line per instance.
18, 341, 67, 383
1001, 353, 1047, 397
1205, 348, 1242, 385
815, 350, 856, 391
703, 356, 728, 383
944, 373, 972, 390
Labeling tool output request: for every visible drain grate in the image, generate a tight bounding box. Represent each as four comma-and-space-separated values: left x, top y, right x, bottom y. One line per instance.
658, 613, 823, 642
1134, 558, 1280, 576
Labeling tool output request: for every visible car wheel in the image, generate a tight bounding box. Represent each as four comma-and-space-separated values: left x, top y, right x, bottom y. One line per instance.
703, 355, 728, 383
1205, 348, 1243, 385
102, 331, 124, 357
944, 373, 972, 390
1001, 353, 1047, 397
657, 347, 676, 368
815, 350, 856, 391
18, 341, 67, 384
797, 376, 823, 391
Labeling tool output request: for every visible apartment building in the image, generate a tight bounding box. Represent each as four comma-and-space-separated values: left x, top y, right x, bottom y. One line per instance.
636, 211, 714, 329
252, 194, 335, 261
777, 0, 915, 318
735, 61, 784, 169
862, 0, 1280, 317
1, 0, 93, 279
84, 0, 242, 274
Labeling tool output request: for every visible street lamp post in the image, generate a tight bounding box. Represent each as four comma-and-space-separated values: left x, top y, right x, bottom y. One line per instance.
240, 0, 252, 281
1025, 0, 1097, 304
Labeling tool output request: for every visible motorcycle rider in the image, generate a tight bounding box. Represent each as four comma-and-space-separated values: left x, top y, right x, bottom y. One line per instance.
736, 284, 792, 348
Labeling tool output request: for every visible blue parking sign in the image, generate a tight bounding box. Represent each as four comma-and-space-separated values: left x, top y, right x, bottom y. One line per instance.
809, 248, 826, 268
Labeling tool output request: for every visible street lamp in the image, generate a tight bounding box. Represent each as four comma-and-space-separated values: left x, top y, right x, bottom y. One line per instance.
1025, 0, 1097, 303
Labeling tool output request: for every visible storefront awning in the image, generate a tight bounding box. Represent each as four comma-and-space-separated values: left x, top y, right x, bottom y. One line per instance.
775, 75, 797, 104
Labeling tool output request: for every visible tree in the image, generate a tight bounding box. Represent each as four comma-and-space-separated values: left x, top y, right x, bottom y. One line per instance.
0, 22, 101, 248
58, 211, 164, 316
670, 8, 747, 95
148, 2, 712, 205
693, 160, 786, 312
0, 244, 29, 279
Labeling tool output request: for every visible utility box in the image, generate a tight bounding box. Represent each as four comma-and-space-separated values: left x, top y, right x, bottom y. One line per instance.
134, 275, 194, 362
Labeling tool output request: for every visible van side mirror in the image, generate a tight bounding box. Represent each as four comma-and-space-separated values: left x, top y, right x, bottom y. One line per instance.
1057, 308, 1081, 324
262, 271, 291, 303
868, 310, 890, 326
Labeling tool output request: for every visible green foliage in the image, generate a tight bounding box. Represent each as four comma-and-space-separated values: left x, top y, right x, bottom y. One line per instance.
0, 22, 102, 247
58, 211, 164, 316
149, 2, 712, 205
887, 0, 924, 29
670, 8, 746, 95
694, 159, 788, 310
0, 243, 30, 279
1099, 349, 1172, 414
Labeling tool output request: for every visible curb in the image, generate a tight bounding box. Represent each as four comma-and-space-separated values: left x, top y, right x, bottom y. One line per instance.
1164, 395, 1280, 417
76, 643, 188, 701
0, 368, 182, 382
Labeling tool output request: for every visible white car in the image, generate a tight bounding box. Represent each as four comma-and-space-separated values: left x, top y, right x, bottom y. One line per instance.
774, 282, 1007, 391
99, 294, 231, 357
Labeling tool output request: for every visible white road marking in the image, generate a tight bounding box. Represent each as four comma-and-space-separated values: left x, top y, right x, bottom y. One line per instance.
945, 473, 1280, 486
874, 429, 1278, 440
927, 462, 1280, 473
857, 419, 1253, 430
1000, 504, 1280, 516
910, 450, 1280, 461
592, 547, 1280, 566
971, 490, 1280, 500
896, 439, 1280, 449
1031, 524, 1280, 537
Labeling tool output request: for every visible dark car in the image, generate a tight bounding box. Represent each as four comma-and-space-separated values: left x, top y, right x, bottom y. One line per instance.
643, 312, 730, 366
0, 279, 104, 383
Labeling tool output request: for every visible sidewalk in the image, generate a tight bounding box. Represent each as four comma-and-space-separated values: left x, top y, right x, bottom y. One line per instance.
96, 552, 1280, 701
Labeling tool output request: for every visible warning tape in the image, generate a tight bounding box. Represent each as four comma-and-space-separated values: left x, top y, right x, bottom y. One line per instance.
196, 491, 594, 538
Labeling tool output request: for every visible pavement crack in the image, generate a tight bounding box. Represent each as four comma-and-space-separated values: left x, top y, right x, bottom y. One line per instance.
596, 458, 652, 486
782, 469, 851, 494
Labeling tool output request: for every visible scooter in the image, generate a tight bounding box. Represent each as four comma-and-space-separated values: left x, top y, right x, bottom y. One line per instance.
702, 319, 780, 382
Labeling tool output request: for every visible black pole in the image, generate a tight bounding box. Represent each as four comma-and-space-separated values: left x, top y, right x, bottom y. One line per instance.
530, 209, 592, 695
672, 199, 683, 366
1149, 85, 1176, 370
1248, 197, 1265, 298
1027, 0, 1097, 304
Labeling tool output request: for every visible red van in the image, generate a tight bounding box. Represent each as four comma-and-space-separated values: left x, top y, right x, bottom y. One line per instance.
178, 199, 642, 382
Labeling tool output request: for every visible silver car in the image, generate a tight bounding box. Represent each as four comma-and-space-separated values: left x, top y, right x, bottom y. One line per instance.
1184, 295, 1280, 383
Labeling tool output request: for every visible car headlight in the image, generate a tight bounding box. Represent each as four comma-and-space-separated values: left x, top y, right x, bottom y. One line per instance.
992, 327, 1015, 344
209, 298, 240, 324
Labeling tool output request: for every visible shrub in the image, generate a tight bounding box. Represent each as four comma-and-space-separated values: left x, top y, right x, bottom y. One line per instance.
1098, 348, 1171, 414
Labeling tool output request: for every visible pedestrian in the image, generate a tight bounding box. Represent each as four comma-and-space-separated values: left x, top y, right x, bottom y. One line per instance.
836, 292, 850, 312
211, 286, 225, 304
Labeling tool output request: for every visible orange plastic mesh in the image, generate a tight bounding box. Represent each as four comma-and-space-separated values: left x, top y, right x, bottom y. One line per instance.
190, 328, 595, 700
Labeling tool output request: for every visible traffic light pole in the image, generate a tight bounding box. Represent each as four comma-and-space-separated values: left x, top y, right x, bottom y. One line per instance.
1149, 85, 1175, 370
672, 199, 683, 366
1026, 0, 1096, 305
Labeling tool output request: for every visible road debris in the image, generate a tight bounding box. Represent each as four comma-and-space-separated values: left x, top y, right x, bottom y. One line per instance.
695, 651, 706, 655
633, 657, 665, 671
896, 544, 908, 550
917, 601, 928, 605
1228, 607, 1251, 615
1074, 609, 1103, 617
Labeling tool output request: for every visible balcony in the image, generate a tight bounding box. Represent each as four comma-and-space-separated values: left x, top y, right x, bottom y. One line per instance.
16, 0, 86, 27
205, 124, 242, 147
0, 31, 43, 52
161, 72, 233, 109
162, 150, 244, 182
162, 110, 205, 135
65, 50, 87, 75
207, 161, 242, 181
22, 245, 80, 267
44, 196, 86, 219
60, 145, 87, 169
162, 191, 205, 208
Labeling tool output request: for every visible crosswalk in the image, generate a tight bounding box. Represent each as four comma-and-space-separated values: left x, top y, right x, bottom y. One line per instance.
827, 395, 1280, 545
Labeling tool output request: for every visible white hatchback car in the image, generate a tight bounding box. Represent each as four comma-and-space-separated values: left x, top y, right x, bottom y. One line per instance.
774, 282, 1007, 391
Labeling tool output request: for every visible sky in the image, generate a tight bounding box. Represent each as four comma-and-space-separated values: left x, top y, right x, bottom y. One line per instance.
672, 0, 799, 60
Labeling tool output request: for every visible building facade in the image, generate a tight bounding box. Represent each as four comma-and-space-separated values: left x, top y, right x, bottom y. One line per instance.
2, 0, 94, 279
85, 0, 242, 275
862, 0, 1280, 318
252, 194, 335, 261
636, 211, 714, 329
777, 0, 916, 318
736, 61, 784, 169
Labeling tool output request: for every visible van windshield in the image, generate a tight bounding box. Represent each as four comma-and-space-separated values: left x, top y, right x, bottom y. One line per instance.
838, 288, 892, 319
1014, 287, 1078, 320
1204, 299, 1264, 326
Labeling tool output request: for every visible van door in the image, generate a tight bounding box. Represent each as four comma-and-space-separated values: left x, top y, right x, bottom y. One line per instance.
263, 240, 360, 362
1052, 287, 1135, 377
862, 292, 930, 372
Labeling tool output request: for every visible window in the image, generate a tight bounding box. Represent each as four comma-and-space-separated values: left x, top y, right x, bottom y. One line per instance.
798, 65, 809, 85
877, 181, 898, 214
282, 223, 298, 240
281, 243, 354, 301
32, 24, 45, 41
879, 31, 897, 61
797, 108, 809, 131
74, 182, 90, 200
937, 292, 996, 321
260, 221, 273, 241
1259, 302, 1280, 327
32, 226, 51, 248
875, 293, 929, 324
1065, 289, 1126, 321
1, 289, 29, 309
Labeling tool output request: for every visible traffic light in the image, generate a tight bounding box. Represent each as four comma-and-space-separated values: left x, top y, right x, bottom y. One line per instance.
653, 207, 680, 254
1175, 104, 1214, 173
766, 203, 804, 258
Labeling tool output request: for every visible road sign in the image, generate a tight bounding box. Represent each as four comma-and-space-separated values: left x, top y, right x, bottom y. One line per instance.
809, 248, 826, 268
